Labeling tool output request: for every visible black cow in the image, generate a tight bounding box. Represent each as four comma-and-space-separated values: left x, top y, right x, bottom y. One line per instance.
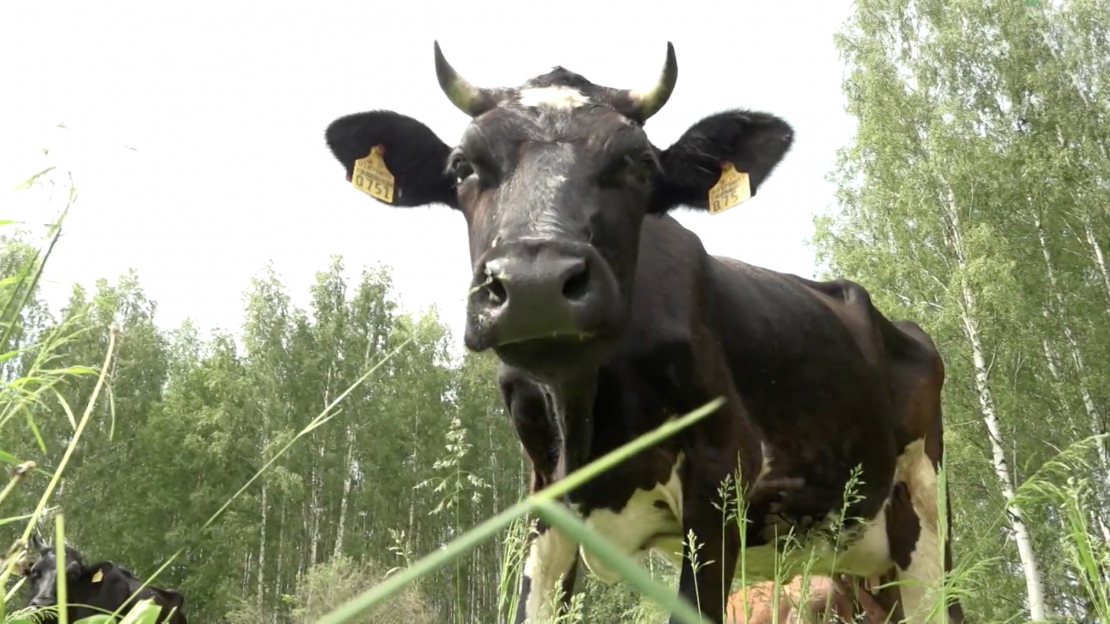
324, 42, 964, 624
19, 535, 186, 623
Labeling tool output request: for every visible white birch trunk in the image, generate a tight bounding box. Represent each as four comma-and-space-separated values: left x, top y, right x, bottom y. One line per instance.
1083, 219, 1110, 308
309, 444, 322, 566
1035, 216, 1110, 480
946, 191, 1050, 620
334, 426, 356, 558
311, 368, 333, 566
258, 476, 267, 606
962, 299, 1050, 620
258, 404, 270, 607
273, 506, 284, 624
1041, 339, 1062, 381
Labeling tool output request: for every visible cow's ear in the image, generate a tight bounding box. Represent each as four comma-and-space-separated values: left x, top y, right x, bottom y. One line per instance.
649, 110, 793, 214
27, 533, 45, 552
65, 558, 82, 577
325, 110, 458, 209
81, 562, 110, 583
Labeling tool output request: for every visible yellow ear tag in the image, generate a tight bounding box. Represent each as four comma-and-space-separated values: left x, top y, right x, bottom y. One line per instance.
351, 145, 395, 203
707, 162, 752, 215
91, 569, 103, 583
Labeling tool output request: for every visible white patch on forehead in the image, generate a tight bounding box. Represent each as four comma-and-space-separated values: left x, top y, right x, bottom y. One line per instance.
518, 86, 590, 110
496, 141, 574, 240
580, 453, 686, 584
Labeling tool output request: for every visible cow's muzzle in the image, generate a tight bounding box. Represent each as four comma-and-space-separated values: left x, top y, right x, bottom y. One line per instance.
464, 238, 620, 354
30, 594, 56, 607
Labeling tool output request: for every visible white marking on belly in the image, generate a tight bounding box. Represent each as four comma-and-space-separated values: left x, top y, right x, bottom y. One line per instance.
580, 453, 685, 584
518, 86, 590, 110
736, 501, 893, 583
734, 439, 895, 583
892, 439, 946, 624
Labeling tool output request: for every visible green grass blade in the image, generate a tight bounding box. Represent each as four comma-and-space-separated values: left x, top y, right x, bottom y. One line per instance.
116, 599, 162, 624
317, 396, 724, 623
533, 499, 706, 623
55, 513, 69, 624
0, 328, 118, 593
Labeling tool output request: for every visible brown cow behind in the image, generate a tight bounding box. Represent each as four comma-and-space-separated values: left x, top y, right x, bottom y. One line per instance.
727, 576, 890, 624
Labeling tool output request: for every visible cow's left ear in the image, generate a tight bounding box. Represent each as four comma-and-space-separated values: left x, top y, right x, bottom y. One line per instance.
325, 110, 458, 209
648, 110, 794, 214
81, 562, 109, 584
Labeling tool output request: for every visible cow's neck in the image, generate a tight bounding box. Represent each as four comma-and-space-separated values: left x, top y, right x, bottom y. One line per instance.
546, 369, 598, 483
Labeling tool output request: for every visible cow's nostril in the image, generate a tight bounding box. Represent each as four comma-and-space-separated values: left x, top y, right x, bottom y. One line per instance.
485, 277, 508, 305
562, 264, 590, 302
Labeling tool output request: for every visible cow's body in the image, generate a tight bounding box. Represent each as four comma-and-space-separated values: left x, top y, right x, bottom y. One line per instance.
18, 536, 186, 624
324, 41, 962, 624
83, 563, 188, 624
501, 220, 959, 622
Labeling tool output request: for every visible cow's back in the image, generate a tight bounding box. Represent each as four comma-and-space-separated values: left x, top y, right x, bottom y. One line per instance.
699, 250, 904, 513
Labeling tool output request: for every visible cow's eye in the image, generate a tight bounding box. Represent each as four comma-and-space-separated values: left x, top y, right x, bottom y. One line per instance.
626, 153, 655, 180
450, 156, 475, 185
600, 152, 654, 187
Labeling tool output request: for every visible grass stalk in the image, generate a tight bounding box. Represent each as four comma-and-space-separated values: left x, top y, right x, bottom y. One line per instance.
534, 500, 707, 624
317, 396, 725, 624
54, 513, 68, 624
0, 326, 118, 595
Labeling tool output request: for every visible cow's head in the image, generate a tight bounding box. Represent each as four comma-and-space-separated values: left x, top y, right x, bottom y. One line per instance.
21, 534, 89, 611
326, 42, 793, 379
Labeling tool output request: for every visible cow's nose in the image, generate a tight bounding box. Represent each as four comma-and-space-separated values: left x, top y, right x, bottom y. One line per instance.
466, 241, 613, 349
30, 596, 55, 607
485, 254, 590, 306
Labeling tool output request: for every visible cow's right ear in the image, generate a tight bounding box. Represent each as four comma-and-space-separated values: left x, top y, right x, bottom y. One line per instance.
27, 534, 45, 553
325, 110, 458, 209
648, 110, 794, 214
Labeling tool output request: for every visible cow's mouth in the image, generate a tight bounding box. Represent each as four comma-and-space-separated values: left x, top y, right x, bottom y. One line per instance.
495, 331, 595, 348
491, 333, 611, 380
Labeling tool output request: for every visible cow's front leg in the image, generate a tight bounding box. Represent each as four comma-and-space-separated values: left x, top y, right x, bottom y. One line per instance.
673, 470, 741, 624
514, 516, 579, 624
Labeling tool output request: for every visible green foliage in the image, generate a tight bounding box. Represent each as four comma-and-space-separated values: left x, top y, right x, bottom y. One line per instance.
226, 554, 436, 624
817, 0, 1110, 620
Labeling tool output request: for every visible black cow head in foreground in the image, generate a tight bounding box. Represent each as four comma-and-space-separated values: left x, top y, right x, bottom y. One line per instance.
19, 535, 186, 623
325, 41, 792, 381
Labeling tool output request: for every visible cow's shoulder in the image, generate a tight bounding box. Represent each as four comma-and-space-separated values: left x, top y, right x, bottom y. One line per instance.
632, 214, 715, 327
104, 561, 144, 586
779, 275, 945, 454
790, 275, 942, 371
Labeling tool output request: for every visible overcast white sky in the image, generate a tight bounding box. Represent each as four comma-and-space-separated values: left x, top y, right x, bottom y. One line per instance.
0, 0, 857, 353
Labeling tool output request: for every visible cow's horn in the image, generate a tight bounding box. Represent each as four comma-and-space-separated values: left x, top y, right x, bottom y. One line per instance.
627, 42, 678, 121
434, 41, 494, 118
